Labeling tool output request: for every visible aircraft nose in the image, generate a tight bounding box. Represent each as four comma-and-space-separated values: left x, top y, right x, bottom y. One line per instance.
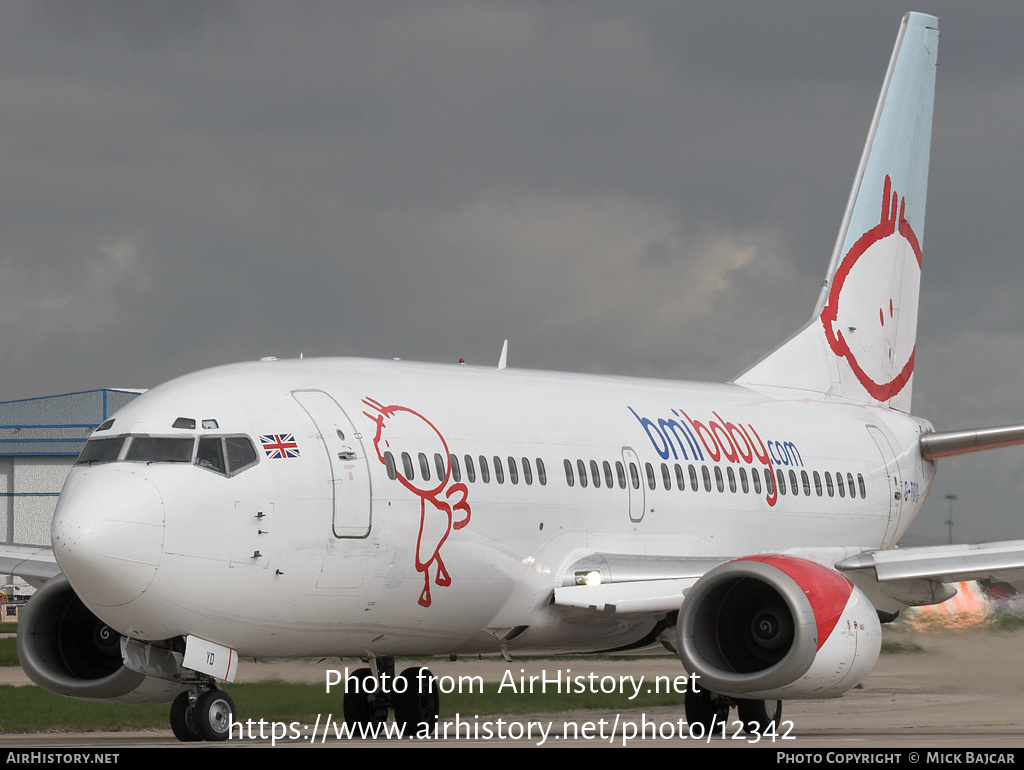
52, 468, 165, 608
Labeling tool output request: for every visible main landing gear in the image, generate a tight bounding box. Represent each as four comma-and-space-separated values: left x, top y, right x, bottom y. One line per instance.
684, 684, 782, 737
170, 686, 236, 742
343, 657, 440, 738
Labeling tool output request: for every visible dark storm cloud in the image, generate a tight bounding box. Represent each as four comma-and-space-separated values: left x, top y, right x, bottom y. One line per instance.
0, 1, 1022, 543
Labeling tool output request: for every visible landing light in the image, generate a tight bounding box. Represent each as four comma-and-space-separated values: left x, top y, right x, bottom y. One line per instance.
575, 570, 603, 587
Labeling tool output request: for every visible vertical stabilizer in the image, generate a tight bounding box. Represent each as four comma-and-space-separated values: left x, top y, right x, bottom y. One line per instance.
735, 13, 938, 413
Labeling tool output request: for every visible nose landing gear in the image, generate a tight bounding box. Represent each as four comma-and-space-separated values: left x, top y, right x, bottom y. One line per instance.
170, 687, 236, 742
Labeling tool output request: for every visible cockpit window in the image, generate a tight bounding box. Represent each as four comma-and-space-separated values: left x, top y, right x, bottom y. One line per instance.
95, 419, 115, 432
197, 437, 225, 473
125, 437, 194, 463
225, 437, 258, 474
195, 435, 259, 477
76, 437, 125, 465
77, 433, 260, 476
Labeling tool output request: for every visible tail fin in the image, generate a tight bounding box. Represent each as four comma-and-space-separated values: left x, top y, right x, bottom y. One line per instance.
734, 13, 939, 413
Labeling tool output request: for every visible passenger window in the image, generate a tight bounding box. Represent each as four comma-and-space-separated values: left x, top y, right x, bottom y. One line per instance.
789, 470, 799, 496
752, 467, 762, 495
384, 451, 398, 480
689, 465, 698, 491
577, 459, 588, 488
603, 461, 614, 488
590, 460, 601, 488
402, 452, 414, 480
616, 461, 626, 489
739, 467, 748, 494
847, 473, 857, 498
702, 466, 711, 492
522, 457, 533, 485
645, 462, 656, 491
858, 474, 866, 498
493, 456, 504, 484
435, 453, 446, 480
813, 471, 822, 496
508, 456, 518, 485
536, 458, 547, 486
629, 462, 640, 490
764, 468, 774, 495
727, 467, 737, 493
449, 454, 461, 483
479, 455, 490, 483
776, 469, 787, 495
418, 453, 431, 481
836, 472, 846, 498
564, 459, 575, 487
825, 471, 834, 497
464, 454, 476, 483
714, 466, 724, 493
675, 464, 686, 491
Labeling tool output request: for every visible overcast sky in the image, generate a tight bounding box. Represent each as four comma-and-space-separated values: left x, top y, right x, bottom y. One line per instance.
1, 1, 1022, 545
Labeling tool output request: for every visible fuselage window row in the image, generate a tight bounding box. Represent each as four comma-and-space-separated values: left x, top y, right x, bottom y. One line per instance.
383, 452, 547, 486
559, 457, 867, 501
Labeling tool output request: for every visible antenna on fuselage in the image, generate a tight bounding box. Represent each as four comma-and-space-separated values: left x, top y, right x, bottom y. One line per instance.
497, 340, 508, 370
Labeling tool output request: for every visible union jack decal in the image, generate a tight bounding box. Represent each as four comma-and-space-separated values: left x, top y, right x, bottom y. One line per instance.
260, 434, 300, 459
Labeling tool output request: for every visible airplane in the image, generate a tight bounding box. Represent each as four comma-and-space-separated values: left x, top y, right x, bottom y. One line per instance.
6, 11, 1024, 743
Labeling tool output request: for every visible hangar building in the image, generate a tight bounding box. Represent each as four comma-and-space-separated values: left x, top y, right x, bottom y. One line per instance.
0, 388, 142, 603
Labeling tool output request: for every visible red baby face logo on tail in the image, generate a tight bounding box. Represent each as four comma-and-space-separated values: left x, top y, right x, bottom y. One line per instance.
362, 398, 471, 608
820, 175, 922, 402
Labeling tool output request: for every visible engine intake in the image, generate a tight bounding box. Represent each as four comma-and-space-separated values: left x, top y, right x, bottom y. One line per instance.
676, 554, 880, 699
18, 576, 184, 704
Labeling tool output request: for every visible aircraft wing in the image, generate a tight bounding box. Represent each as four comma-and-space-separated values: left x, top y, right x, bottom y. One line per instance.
836, 540, 1024, 589
553, 542, 1024, 617
553, 555, 726, 614
0, 543, 61, 588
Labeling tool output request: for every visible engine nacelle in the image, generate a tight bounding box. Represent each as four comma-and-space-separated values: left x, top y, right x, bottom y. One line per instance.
676, 554, 881, 700
17, 576, 185, 704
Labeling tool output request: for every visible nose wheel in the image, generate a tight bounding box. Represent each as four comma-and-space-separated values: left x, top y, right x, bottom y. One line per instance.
170, 687, 236, 742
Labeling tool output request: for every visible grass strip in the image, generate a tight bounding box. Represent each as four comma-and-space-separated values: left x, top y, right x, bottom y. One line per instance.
0, 681, 685, 734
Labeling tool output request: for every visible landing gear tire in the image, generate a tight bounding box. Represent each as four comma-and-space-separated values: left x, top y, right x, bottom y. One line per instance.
343, 666, 388, 730
393, 666, 440, 737
194, 689, 236, 742
684, 683, 729, 737
737, 698, 782, 734
169, 691, 201, 742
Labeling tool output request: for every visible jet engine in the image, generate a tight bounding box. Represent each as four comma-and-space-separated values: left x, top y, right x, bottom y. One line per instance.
676, 554, 880, 700
17, 576, 184, 704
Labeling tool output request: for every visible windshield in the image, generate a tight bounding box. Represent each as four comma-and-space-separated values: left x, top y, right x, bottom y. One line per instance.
76, 437, 125, 465
124, 437, 194, 463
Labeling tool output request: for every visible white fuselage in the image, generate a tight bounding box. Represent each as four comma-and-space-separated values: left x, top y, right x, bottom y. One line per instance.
51, 357, 934, 659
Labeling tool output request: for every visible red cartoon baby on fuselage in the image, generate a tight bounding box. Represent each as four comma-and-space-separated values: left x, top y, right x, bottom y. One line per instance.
362, 397, 471, 607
